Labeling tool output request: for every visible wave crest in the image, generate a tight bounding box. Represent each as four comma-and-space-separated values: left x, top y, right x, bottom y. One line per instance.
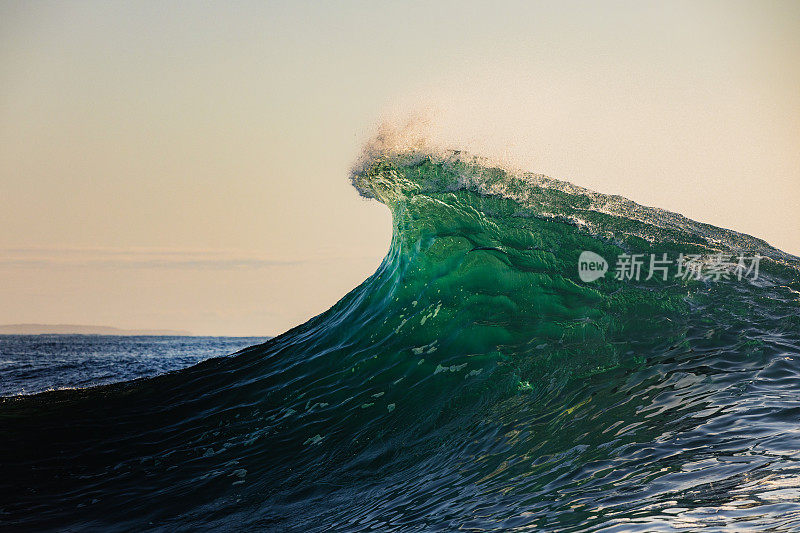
353, 124, 797, 265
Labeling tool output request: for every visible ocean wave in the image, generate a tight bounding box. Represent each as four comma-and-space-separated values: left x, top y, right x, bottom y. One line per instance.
1, 134, 799, 531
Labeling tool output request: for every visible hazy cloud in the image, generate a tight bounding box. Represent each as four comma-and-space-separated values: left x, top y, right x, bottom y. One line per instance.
0, 247, 307, 270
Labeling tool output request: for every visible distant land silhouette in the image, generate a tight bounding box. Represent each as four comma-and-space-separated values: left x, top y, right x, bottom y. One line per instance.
0, 324, 192, 336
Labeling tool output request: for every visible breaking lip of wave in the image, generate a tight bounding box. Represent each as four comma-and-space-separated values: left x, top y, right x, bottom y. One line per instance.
351, 123, 798, 265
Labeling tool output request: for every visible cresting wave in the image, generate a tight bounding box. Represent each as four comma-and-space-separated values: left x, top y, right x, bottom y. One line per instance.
1, 137, 799, 531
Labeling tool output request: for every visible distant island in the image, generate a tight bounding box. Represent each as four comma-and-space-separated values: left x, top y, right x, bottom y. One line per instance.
0, 324, 192, 336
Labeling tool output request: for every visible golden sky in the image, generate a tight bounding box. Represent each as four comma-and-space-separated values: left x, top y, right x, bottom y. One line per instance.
1, 1, 798, 335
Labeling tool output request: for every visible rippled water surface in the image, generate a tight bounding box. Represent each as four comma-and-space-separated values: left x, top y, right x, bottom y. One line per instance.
0, 335, 269, 396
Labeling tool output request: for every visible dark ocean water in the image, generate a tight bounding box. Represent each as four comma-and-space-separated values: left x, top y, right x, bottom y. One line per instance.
0, 335, 269, 397
1, 150, 799, 531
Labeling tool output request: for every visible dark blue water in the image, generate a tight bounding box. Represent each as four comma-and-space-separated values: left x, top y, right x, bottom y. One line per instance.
0, 335, 269, 397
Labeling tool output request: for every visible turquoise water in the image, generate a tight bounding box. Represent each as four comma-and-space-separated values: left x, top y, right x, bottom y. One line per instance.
1, 149, 798, 531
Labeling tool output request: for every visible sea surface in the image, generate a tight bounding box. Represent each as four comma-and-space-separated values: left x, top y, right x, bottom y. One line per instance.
0, 335, 269, 397
1, 146, 799, 531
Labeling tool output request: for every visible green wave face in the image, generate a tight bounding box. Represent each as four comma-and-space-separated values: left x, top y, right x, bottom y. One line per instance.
1, 149, 799, 531
350, 152, 798, 378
